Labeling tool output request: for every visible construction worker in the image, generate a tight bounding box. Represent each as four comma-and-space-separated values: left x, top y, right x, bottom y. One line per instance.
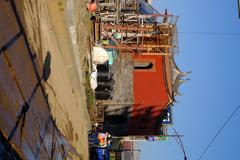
86, 0, 97, 13
88, 131, 111, 148
98, 132, 109, 148
88, 132, 99, 147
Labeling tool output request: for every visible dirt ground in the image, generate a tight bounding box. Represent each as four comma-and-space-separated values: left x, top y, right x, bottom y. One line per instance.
21, 0, 92, 159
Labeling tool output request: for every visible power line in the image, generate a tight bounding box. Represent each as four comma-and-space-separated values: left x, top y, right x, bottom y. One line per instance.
198, 105, 240, 160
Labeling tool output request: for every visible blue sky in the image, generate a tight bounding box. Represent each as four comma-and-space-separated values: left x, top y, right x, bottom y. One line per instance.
140, 0, 240, 160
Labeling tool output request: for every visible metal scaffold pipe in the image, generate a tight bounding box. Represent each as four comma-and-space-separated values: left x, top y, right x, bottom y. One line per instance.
103, 44, 174, 50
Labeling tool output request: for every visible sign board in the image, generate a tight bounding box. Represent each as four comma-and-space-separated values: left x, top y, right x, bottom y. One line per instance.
162, 106, 172, 125
147, 136, 168, 141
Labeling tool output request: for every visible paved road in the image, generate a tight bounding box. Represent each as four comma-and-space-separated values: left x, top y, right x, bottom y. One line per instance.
0, 1, 81, 159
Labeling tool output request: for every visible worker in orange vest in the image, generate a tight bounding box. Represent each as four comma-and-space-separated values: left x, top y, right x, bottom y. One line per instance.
88, 131, 111, 147
98, 132, 109, 148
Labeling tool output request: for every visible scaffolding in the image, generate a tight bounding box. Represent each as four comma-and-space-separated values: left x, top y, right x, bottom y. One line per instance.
96, 0, 179, 55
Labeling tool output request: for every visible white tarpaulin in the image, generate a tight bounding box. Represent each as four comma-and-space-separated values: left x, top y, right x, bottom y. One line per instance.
90, 71, 98, 90
92, 46, 109, 64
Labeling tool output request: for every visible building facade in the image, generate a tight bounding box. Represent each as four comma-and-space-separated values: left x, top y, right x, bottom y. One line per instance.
94, 0, 188, 136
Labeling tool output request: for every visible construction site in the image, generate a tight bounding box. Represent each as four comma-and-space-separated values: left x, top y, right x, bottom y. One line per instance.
0, 0, 186, 160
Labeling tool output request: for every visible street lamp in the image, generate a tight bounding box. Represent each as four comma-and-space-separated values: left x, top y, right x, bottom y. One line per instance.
238, 0, 240, 18
173, 129, 187, 160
